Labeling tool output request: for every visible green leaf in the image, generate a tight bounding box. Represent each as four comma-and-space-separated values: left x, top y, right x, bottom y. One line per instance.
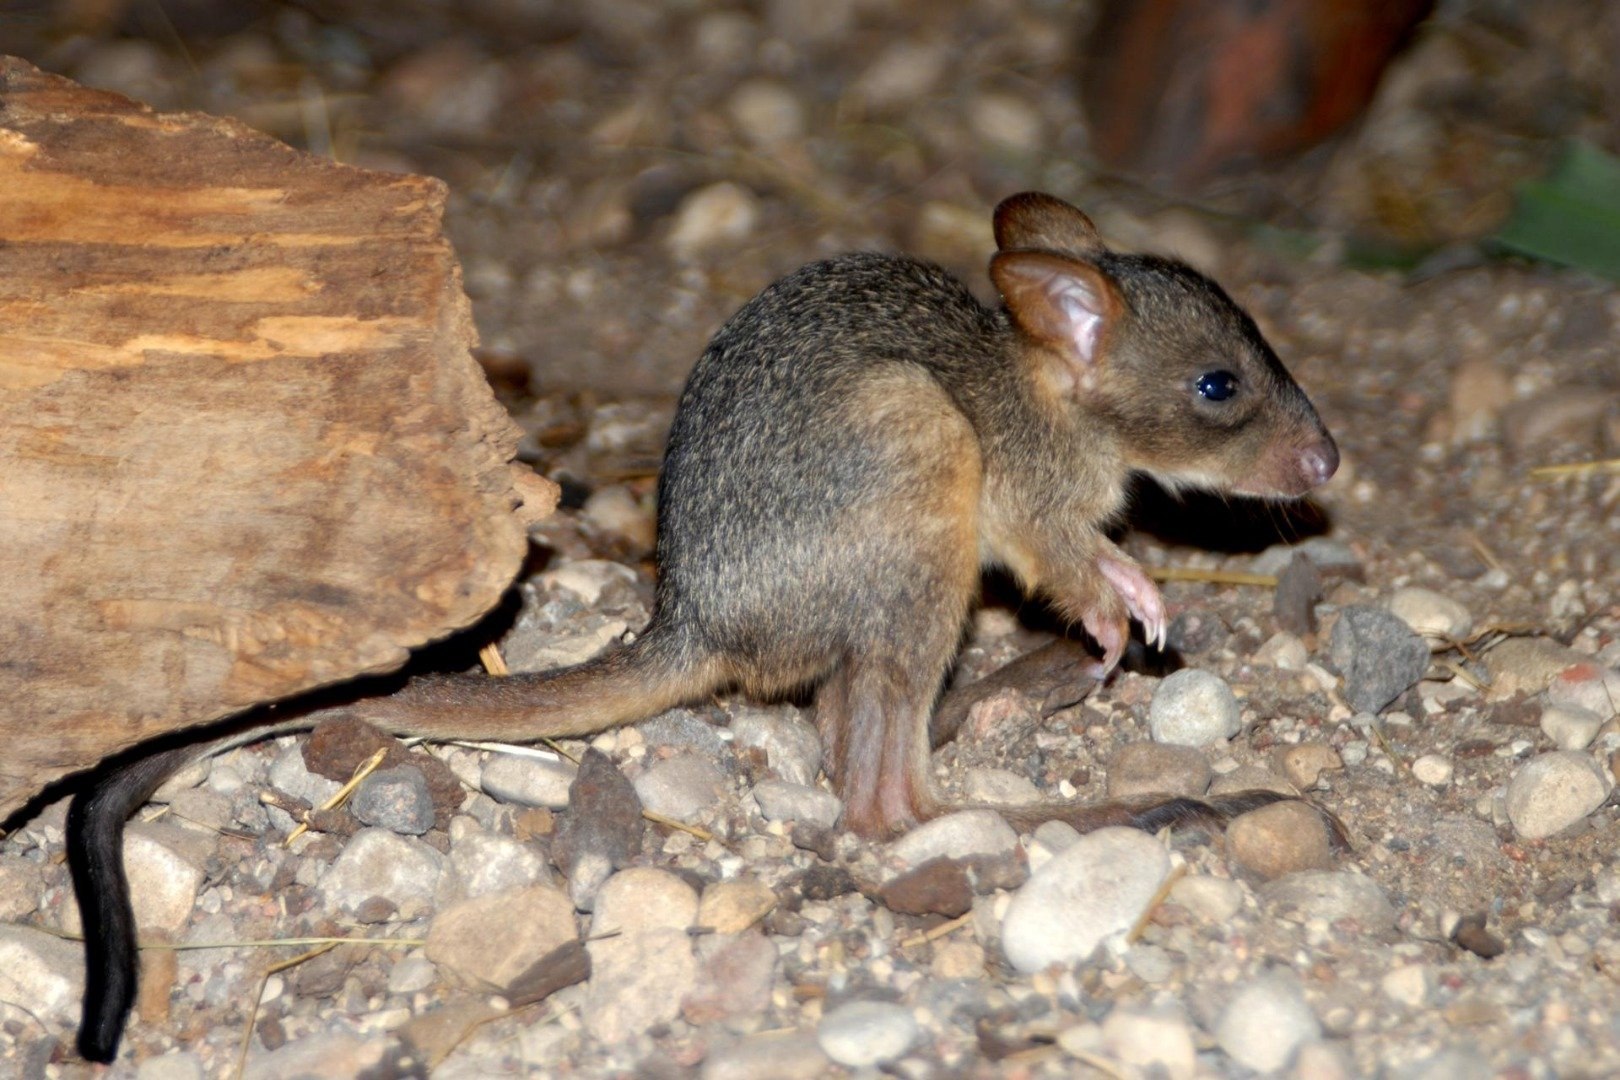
1492, 141, 1620, 280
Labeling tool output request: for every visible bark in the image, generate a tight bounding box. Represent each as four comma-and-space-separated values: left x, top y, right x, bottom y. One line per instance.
0, 57, 553, 819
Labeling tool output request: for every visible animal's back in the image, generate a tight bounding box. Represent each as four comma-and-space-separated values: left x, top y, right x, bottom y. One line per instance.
654, 254, 998, 681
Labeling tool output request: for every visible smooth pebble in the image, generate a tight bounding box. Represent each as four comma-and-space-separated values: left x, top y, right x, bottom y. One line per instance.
751, 779, 842, 829
887, 809, 1018, 871
1149, 669, 1241, 746
1001, 827, 1170, 973
1541, 704, 1605, 750
1387, 586, 1473, 641
816, 1000, 918, 1068
1505, 750, 1610, 839
1215, 972, 1320, 1072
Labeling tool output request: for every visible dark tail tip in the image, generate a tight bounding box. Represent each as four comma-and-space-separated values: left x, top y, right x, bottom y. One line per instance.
1129, 789, 1351, 852
66, 743, 200, 1063
67, 785, 140, 1064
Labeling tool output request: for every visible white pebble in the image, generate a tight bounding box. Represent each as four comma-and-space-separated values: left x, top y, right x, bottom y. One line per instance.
667, 182, 759, 257
1001, 827, 1170, 973
1541, 705, 1605, 751
817, 1000, 918, 1068
887, 809, 1018, 871
1101, 1006, 1197, 1080
1546, 662, 1620, 719
1215, 973, 1320, 1072
480, 753, 576, 809
1505, 751, 1610, 839
1411, 754, 1454, 787
1149, 669, 1241, 746
726, 79, 805, 148
1387, 587, 1473, 642
1379, 963, 1434, 1007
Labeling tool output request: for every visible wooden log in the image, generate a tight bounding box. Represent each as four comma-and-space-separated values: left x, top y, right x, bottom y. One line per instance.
0, 57, 554, 821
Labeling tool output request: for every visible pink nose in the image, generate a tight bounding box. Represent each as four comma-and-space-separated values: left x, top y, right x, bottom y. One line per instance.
1298, 438, 1339, 488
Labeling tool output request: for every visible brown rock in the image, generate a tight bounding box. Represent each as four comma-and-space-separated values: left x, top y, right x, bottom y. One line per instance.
553, 749, 643, 877
682, 931, 779, 1024
1273, 553, 1323, 637
698, 879, 778, 934
1227, 801, 1336, 880
1107, 743, 1213, 800
1277, 744, 1345, 791
879, 858, 974, 918
426, 885, 577, 993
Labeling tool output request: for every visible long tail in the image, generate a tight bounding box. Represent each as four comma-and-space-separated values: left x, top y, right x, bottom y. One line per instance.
67, 742, 204, 1063
338, 621, 720, 740
67, 620, 718, 1062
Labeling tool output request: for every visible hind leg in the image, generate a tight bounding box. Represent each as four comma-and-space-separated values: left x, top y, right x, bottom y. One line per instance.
812, 509, 977, 836
819, 649, 953, 837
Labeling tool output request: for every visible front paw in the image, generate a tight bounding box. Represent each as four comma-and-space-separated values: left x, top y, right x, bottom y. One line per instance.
1096, 554, 1167, 651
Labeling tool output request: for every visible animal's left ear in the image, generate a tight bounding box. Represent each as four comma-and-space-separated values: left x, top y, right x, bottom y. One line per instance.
991, 249, 1122, 395
993, 192, 1106, 255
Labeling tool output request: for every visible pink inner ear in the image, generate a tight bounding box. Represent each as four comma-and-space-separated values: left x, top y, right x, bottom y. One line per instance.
1050, 277, 1104, 364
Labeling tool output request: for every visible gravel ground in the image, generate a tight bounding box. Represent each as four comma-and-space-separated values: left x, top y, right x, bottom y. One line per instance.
3, 1, 1620, 1077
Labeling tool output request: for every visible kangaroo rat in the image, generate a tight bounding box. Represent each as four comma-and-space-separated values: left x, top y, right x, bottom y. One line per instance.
68, 192, 1337, 1061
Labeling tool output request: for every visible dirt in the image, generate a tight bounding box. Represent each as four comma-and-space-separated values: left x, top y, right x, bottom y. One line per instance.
3, 0, 1619, 1077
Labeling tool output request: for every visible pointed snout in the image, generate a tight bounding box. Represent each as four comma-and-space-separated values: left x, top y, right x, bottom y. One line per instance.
1297, 435, 1339, 489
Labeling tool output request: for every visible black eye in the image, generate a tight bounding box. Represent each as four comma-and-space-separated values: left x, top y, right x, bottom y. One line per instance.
1195, 370, 1238, 402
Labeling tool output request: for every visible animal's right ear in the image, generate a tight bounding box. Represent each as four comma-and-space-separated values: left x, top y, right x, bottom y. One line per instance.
991, 250, 1122, 394
993, 192, 1105, 255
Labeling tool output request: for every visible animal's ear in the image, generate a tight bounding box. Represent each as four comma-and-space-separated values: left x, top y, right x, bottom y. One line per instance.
991, 249, 1122, 392
993, 192, 1105, 254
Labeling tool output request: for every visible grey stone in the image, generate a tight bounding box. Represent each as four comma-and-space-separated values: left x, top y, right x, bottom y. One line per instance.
586, 868, 700, 1042
136, 1050, 207, 1080
242, 1032, 411, 1080
1107, 742, 1212, 799
1252, 538, 1362, 576
0, 924, 84, 1026
479, 752, 577, 809
728, 703, 822, 786
962, 766, 1042, 805
1330, 606, 1430, 713
634, 753, 728, 824
448, 817, 551, 898
124, 822, 209, 937
0, 859, 43, 921
351, 765, 435, 835
269, 743, 342, 807
702, 1031, 829, 1080
751, 779, 842, 829
1260, 870, 1396, 932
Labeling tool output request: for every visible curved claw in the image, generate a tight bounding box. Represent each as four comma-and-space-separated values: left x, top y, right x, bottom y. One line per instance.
1096, 555, 1167, 653
1080, 607, 1130, 675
